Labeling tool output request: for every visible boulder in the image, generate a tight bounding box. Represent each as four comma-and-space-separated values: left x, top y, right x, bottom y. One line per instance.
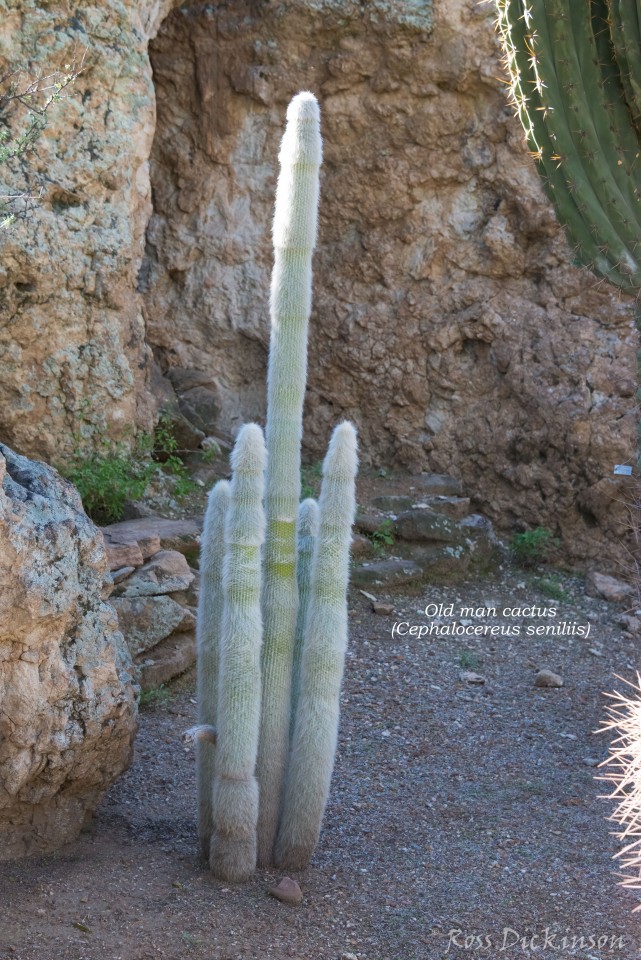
0, 444, 136, 859
395, 507, 464, 544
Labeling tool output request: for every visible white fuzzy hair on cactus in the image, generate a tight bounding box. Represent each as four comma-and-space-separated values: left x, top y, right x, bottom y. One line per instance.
598, 673, 641, 907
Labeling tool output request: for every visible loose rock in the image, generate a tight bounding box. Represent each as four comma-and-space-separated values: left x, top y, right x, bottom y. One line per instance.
118, 550, 195, 597
459, 671, 486, 685
534, 669, 564, 688
585, 572, 632, 603
269, 877, 303, 906
372, 601, 395, 616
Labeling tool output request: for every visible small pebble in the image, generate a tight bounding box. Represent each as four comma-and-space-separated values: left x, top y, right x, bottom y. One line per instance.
459, 670, 485, 684
582, 757, 601, 767
534, 669, 563, 688
372, 601, 394, 616
269, 877, 303, 906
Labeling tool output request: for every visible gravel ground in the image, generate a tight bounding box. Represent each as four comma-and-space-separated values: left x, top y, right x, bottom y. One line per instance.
1, 566, 640, 960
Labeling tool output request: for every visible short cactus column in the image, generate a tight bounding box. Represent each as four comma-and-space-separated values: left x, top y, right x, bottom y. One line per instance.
195, 479, 230, 859
275, 422, 358, 870
209, 424, 266, 882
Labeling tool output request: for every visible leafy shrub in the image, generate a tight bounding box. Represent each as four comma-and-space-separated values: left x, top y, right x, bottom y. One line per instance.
61, 415, 196, 525
510, 526, 560, 567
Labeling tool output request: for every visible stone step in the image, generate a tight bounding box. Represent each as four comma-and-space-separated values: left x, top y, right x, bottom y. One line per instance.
416, 472, 463, 497
112, 595, 196, 658
101, 517, 203, 566
137, 631, 196, 691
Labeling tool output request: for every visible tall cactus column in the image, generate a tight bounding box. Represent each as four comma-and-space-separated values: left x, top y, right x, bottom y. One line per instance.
195, 91, 358, 880
256, 92, 323, 866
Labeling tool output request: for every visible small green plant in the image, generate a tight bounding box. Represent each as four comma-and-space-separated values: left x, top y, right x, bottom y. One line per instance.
139, 685, 171, 709
459, 649, 479, 670
370, 518, 395, 548
62, 415, 197, 524
62, 436, 158, 525
535, 574, 570, 602
510, 526, 559, 567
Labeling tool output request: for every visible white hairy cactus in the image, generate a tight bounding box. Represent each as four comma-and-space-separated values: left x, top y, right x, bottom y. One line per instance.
209, 424, 266, 882
256, 90, 323, 866
274, 422, 358, 870
195, 479, 230, 859
290, 497, 320, 733
196, 92, 358, 879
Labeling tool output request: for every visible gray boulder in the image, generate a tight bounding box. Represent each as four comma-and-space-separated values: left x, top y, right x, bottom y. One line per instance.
0, 444, 136, 859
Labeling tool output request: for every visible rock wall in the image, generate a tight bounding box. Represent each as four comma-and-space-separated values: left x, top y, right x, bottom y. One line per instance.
0, 445, 136, 858
144, 0, 638, 564
0, 0, 638, 564
0, 0, 181, 459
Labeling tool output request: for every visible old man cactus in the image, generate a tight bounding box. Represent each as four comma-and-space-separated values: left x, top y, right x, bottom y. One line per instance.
194, 92, 358, 881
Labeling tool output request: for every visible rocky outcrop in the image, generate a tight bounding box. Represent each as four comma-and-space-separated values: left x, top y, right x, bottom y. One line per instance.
352, 471, 500, 589
0, 0, 637, 565
145, 0, 637, 565
101, 518, 202, 689
0, 1, 183, 460
0, 445, 136, 859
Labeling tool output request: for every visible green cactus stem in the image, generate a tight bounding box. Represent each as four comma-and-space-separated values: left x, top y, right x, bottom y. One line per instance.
209, 424, 266, 882
195, 479, 230, 860
495, 0, 641, 292
275, 422, 358, 871
256, 91, 323, 866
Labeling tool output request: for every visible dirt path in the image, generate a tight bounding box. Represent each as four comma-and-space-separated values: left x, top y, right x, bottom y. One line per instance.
1, 567, 639, 960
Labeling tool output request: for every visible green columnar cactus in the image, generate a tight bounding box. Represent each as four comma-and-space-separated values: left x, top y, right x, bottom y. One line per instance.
210, 423, 266, 882
195, 479, 230, 859
290, 498, 320, 734
195, 90, 357, 880
495, 0, 641, 294
256, 91, 323, 866
275, 422, 358, 870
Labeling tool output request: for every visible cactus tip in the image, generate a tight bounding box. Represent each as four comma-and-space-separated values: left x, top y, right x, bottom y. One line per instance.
287, 90, 320, 122
231, 422, 266, 472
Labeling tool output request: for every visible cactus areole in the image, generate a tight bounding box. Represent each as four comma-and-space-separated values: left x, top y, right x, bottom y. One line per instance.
495, 0, 641, 294
195, 92, 358, 881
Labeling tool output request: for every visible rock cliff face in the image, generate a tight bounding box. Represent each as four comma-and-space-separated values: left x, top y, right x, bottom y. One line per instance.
0, 445, 136, 858
0, 0, 181, 459
1, 0, 637, 563
144, 0, 637, 563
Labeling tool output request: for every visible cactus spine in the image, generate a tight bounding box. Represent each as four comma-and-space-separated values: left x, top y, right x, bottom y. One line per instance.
495, 0, 641, 293
195, 91, 357, 880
